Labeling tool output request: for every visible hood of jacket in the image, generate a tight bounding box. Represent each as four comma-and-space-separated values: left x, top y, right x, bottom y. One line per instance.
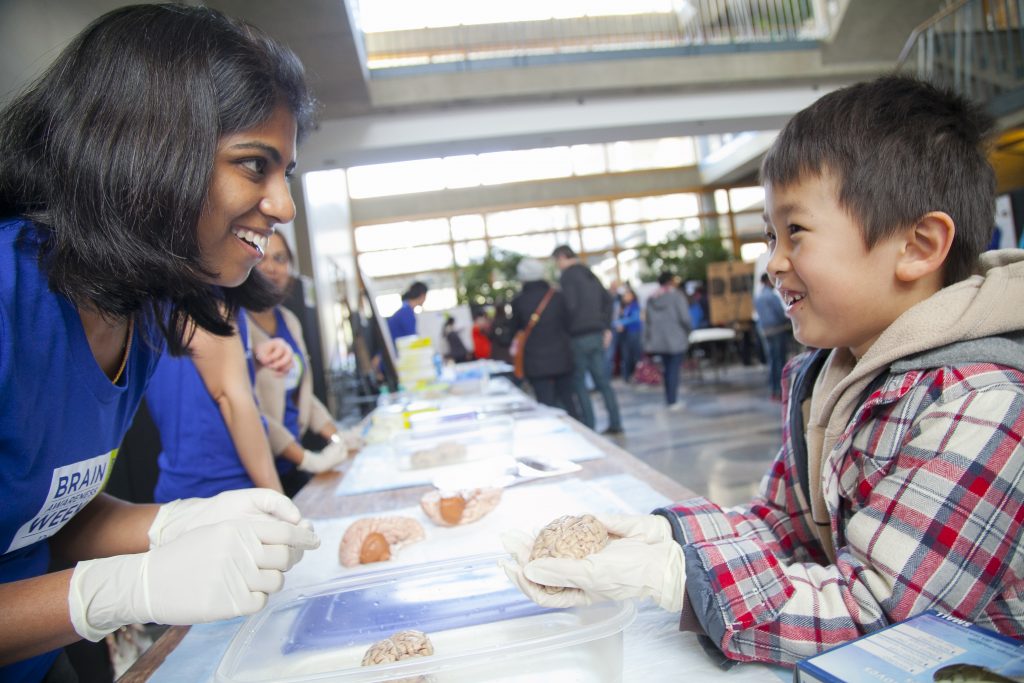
804, 249, 1024, 558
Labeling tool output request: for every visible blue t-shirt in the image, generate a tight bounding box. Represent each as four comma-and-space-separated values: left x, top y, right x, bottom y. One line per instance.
270, 308, 303, 476
148, 312, 267, 502
387, 302, 417, 343
0, 218, 162, 683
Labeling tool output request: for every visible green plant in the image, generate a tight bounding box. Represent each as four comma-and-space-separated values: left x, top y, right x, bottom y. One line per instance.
456, 248, 525, 306
636, 232, 732, 284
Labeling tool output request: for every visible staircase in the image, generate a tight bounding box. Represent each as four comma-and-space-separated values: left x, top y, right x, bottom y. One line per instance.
898, 0, 1024, 117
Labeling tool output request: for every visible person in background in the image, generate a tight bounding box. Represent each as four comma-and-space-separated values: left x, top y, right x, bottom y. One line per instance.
511, 258, 578, 417
246, 232, 356, 496
0, 6, 320, 680
387, 281, 428, 343
605, 279, 622, 377
613, 284, 642, 382
688, 284, 710, 330
642, 272, 692, 409
753, 272, 792, 401
488, 299, 516, 364
471, 309, 493, 360
442, 316, 472, 363
146, 304, 294, 501
505, 75, 1024, 667
551, 245, 624, 435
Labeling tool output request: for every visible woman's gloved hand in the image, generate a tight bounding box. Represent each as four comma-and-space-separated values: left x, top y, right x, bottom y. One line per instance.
298, 441, 349, 473
69, 518, 320, 641
500, 513, 686, 612
331, 428, 365, 454
147, 489, 305, 548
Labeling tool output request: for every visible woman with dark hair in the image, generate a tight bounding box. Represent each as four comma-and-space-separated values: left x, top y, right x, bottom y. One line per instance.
243, 233, 360, 496
0, 5, 320, 680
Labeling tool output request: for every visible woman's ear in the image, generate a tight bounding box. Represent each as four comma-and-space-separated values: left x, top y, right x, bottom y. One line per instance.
894, 211, 955, 283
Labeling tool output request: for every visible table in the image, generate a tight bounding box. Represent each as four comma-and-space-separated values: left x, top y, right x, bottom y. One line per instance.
118, 399, 783, 682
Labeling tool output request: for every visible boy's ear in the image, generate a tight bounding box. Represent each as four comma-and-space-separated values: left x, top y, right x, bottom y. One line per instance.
894, 211, 955, 283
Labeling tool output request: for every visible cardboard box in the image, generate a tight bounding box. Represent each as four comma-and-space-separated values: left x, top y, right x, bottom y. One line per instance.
706, 260, 754, 326
794, 610, 1024, 683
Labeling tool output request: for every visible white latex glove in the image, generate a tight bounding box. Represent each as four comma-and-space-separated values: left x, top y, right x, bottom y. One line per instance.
69, 518, 320, 641
500, 514, 686, 612
331, 428, 365, 454
253, 338, 293, 375
298, 441, 349, 473
147, 489, 304, 548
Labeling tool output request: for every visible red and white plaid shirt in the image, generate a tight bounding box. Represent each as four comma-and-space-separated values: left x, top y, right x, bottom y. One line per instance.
659, 353, 1024, 666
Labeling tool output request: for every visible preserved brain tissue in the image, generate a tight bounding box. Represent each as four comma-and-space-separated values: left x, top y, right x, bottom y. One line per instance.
420, 487, 502, 526
528, 514, 610, 594
361, 629, 434, 666
339, 516, 425, 567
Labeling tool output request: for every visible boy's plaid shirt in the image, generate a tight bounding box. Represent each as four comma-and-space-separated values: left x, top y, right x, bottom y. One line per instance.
658, 354, 1024, 666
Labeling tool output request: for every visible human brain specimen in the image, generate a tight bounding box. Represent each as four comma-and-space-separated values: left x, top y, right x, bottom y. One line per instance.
339, 516, 425, 568
408, 440, 468, 469
528, 514, 610, 594
420, 487, 502, 526
361, 629, 434, 666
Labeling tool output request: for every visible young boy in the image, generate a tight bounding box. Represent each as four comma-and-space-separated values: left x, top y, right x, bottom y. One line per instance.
503, 75, 1024, 666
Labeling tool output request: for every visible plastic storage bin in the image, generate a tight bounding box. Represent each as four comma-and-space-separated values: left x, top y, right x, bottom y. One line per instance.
215, 554, 635, 683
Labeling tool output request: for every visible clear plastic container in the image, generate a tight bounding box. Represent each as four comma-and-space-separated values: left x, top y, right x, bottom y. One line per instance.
215, 554, 635, 683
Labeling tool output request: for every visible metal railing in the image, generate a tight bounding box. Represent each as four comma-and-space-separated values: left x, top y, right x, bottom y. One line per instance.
356, 0, 831, 72
897, 0, 1024, 107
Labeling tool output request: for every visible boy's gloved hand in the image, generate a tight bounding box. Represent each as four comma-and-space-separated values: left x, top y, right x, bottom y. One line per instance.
147, 489, 304, 548
69, 518, 320, 641
500, 514, 686, 612
331, 428, 365, 454
298, 441, 348, 473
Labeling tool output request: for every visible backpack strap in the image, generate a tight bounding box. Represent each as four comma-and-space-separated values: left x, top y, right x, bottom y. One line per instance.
788, 349, 889, 516
788, 349, 829, 510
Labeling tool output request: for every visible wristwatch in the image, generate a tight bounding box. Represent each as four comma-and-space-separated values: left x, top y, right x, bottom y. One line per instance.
329, 432, 342, 445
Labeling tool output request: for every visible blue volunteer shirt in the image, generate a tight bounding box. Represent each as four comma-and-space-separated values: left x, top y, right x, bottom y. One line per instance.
147, 311, 269, 502
387, 302, 417, 343
0, 218, 162, 683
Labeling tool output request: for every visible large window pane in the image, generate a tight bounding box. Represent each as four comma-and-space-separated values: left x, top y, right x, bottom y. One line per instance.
454, 240, 488, 266
355, 218, 450, 252
478, 147, 573, 185
450, 214, 485, 240
606, 138, 695, 172
359, 244, 454, 277
733, 211, 766, 237
443, 155, 482, 189
616, 223, 646, 248
570, 144, 606, 175
486, 205, 576, 236
579, 201, 611, 226
581, 226, 615, 252
491, 233, 562, 258
643, 193, 700, 219
729, 186, 765, 212
347, 159, 445, 198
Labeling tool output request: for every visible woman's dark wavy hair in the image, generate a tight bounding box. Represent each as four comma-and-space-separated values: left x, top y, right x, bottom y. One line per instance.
761, 74, 995, 286
0, 3, 318, 354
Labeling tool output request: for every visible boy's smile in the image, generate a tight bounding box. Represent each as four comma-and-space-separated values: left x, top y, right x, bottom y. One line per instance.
763, 172, 910, 359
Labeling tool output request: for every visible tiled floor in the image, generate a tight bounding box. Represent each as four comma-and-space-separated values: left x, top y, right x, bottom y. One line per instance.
587, 362, 783, 508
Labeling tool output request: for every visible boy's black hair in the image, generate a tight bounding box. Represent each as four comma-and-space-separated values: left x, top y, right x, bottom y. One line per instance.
551, 245, 577, 260
0, 3, 319, 355
761, 74, 995, 286
657, 271, 676, 286
402, 282, 428, 301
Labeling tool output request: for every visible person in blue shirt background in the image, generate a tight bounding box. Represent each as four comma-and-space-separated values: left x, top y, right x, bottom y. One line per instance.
0, 6, 321, 681
387, 281, 429, 343
612, 284, 643, 382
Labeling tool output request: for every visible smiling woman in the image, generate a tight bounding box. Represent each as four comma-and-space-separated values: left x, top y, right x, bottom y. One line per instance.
0, 5, 322, 682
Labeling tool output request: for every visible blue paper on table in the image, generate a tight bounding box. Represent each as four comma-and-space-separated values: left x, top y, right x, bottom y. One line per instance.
283, 563, 553, 655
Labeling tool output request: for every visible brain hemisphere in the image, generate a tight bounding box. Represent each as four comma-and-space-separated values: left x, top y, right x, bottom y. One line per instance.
361, 629, 434, 666
339, 516, 426, 568
528, 514, 610, 594
420, 487, 502, 526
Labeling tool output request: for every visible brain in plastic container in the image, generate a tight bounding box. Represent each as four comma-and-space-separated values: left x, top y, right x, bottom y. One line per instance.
338, 516, 426, 568
361, 629, 434, 666
528, 514, 609, 594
